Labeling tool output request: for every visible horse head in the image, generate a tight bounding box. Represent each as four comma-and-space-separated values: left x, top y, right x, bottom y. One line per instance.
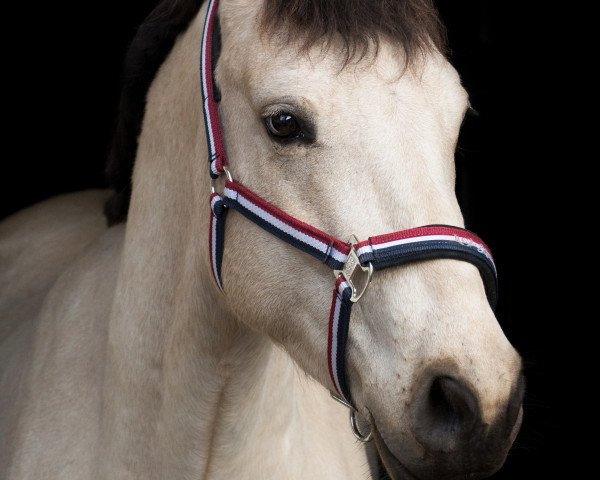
208, 1, 524, 478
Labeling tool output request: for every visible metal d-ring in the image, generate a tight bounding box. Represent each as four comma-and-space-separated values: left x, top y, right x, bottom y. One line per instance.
350, 409, 373, 442
210, 166, 234, 194
330, 391, 374, 443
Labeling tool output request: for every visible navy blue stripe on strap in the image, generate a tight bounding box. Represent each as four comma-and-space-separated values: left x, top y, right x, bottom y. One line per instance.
358, 240, 498, 308
223, 181, 351, 270
209, 193, 228, 290
328, 277, 355, 404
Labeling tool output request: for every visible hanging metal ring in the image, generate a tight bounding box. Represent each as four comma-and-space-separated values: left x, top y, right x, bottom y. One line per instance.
349, 409, 373, 442
330, 391, 373, 442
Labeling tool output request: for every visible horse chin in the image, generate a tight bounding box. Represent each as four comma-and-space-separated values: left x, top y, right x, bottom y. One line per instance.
373, 429, 420, 480
373, 426, 506, 480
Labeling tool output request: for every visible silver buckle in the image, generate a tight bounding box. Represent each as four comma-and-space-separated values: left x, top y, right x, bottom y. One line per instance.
333, 235, 373, 303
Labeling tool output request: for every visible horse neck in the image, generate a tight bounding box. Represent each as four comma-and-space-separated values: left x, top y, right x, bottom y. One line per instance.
100, 7, 299, 477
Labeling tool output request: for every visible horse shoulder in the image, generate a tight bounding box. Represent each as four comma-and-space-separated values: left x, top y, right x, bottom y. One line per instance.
0, 189, 111, 342
0, 190, 122, 479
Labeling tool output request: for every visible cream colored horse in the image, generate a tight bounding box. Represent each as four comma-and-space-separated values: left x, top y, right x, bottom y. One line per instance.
0, 1, 523, 478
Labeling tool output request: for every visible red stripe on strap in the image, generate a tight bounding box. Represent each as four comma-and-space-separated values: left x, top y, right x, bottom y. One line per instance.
208, 103, 228, 171
203, 0, 228, 172
355, 225, 491, 255
226, 181, 351, 255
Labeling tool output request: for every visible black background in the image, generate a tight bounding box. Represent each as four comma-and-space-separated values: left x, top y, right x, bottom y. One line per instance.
3, 1, 567, 477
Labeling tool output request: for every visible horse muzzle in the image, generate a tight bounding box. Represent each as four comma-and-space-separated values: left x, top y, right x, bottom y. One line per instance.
373, 371, 525, 480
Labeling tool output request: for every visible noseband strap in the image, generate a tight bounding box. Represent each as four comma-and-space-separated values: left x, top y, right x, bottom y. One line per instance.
201, 0, 497, 407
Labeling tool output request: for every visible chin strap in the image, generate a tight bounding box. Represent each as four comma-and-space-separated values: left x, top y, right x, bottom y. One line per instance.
200, 0, 497, 409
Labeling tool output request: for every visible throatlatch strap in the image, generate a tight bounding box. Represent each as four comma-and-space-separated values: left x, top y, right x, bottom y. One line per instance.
209, 193, 228, 290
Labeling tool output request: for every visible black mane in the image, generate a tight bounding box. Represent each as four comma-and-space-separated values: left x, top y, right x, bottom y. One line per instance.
104, 0, 204, 225
104, 0, 445, 224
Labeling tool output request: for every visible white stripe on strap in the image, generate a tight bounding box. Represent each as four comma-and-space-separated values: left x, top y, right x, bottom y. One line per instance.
224, 187, 348, 263
329, 293, 343, 395
201, 0, 219, 159
356, 234, 493, 263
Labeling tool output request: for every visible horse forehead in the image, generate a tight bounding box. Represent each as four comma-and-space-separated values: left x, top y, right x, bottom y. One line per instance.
242, 47, 466, 115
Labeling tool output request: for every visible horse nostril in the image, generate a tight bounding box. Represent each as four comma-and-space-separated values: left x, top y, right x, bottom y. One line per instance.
414, 376, 480, 453
429, 376, 478, 432
408, 371, 523, 476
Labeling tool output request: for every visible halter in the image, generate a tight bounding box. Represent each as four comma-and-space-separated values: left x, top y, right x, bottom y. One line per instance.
201, 0, 497, 442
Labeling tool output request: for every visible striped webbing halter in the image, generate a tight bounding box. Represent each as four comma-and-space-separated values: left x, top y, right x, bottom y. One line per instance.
202, 0, 497, 412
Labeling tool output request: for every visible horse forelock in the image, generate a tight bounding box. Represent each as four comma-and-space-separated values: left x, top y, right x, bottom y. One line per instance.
261, 0, 446, 63
104, 0, 447, 225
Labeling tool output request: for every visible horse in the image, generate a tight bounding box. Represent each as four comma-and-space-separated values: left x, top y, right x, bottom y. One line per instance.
0, 0, 524, 478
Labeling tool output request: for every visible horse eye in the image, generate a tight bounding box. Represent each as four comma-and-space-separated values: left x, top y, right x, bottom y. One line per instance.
265, 113, 302, 139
